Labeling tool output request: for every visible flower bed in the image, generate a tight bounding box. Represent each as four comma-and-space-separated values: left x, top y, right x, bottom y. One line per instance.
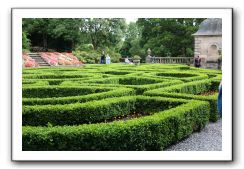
22, 53, 39, 67
40, 52, 82, 66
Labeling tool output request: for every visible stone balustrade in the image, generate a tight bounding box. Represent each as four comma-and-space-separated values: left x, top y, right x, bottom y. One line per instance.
147, 57, 193, 64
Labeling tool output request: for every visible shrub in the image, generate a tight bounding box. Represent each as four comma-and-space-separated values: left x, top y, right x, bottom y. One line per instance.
22, 64, 221, 151
22, 86, 111, 98
22, 96, 186, 126
133, 55, 141, 60
82, 76, 183, 94
22, 100, 210, 151
23, 88, 135, 105
22, 73, 92, 79
144, 92, 218, 122
22, 31, 31, 52
144, 79, 212, 95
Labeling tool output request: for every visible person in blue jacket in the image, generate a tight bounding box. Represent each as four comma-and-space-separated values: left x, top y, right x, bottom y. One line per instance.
217, 81, 222, 117
100, 51, 105, 64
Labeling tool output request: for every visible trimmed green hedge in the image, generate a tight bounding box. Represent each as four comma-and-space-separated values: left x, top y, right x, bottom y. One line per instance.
80, 77, 183, 94
210, 79, 221, 91
23, 88, 135, 105
22, 73, 93, 79
22, 86, 111, 98
83, 76, 165, 85
22, 75, 104, 87
22, 64, 221, 151
103, 71, 132, 75
22, 80, 50, 86
144, 72, 208, 82
22, 100, 210, 151
144, 79, 212, 95
144, 92, 218, 122
143, 79, 219, 121
22, 96, 185, 126
83, 80, 183, 95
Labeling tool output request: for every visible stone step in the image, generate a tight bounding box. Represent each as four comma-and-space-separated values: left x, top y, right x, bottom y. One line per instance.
33, 59, 45, 61
31, 57, 44, 59
31, 57, 43, 60
27, 53, 50, 66
32, 59, 44, 61
29, 56, 41, 58
28, 53, 40, 55
29, 55, 41, 57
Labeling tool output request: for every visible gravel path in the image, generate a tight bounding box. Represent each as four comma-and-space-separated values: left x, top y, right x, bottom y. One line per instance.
166, 119, 222, 151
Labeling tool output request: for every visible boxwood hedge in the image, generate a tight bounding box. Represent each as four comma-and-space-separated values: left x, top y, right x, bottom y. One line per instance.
22, 88, 135, 105
144, 92, 218, 122
22, 64, 221, 151
22, 100, 210, 151
23, 96, 186, 126
144, 79, 212, 95
22, 86, 112, 98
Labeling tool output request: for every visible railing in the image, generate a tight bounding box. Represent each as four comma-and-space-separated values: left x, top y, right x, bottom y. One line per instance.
148, 57, 193, 64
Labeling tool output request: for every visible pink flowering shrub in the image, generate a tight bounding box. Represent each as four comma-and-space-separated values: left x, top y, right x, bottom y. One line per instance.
24, 60, 36, 67
22, 53, 39, 67
23, 52, 82, 67
40, 52, 58, 66
40, 52, 82, 66
64, 52, 83, 65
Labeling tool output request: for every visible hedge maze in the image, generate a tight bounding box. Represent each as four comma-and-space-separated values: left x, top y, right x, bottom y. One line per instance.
22, 64, 222, 151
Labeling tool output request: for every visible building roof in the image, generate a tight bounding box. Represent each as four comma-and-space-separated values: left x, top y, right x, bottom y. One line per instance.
193, 18, 222, 36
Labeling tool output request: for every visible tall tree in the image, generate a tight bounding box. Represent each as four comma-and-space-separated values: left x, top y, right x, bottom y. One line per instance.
137, 18, 205, 57
120, 22, 143, 57
23, 18, 50, 51
80, 18, 126, 50
48, 18, 83, 49
22, 18, 84, 51
22, 31, 31, 51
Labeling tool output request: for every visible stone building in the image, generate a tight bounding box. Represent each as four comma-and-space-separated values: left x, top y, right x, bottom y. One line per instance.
193, 18, 222, 68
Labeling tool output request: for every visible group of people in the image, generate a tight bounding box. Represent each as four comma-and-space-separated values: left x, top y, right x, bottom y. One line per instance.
100, 52, 111, 64
100, 52, 134, 65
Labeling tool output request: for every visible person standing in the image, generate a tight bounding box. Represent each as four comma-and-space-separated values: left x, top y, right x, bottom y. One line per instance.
106, 54, 111, 64
217, 81, 222, 117
100, 51, 105, 64
124, 57, 130, 64
194, 56, 201, 68
124, 57, 133, 64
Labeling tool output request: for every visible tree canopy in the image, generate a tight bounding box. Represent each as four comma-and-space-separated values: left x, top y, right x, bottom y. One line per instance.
136, 18, 204, 57
22, 18, 204, 61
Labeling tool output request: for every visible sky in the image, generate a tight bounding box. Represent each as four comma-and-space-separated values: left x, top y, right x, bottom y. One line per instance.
125, 18, 138, 24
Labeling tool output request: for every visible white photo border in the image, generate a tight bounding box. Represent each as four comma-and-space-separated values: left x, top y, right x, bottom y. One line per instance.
12, 8, 233, 161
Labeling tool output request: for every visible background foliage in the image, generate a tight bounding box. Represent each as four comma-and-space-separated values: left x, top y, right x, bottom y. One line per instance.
22, 18, 204, 63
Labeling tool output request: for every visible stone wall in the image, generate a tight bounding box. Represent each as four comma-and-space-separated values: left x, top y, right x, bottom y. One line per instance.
194, 36, 222, 64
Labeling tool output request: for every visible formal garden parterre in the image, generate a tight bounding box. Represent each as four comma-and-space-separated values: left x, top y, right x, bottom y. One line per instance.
22, 64, 221, 151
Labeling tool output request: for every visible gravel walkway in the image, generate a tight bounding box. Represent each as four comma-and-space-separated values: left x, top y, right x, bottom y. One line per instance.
166, 119, 222, 151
